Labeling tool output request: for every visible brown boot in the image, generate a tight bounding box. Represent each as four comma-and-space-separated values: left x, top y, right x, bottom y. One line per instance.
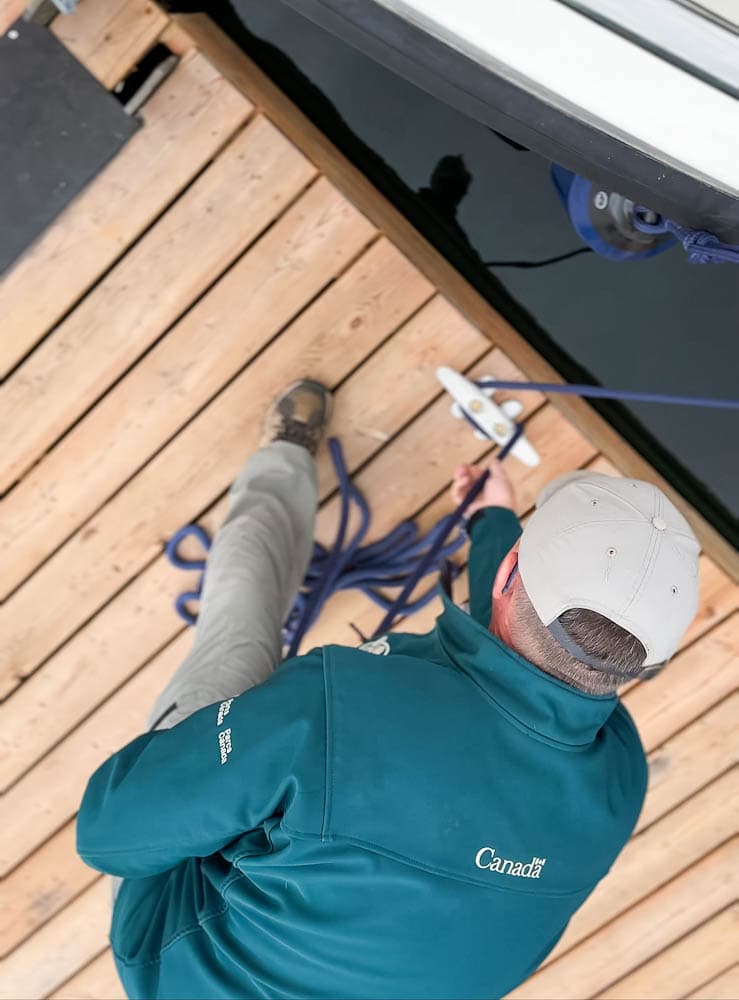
260, 380, 332, 456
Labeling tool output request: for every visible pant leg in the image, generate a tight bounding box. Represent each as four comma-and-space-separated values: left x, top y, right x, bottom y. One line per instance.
148, 441, 318, 731
111, 442, 318, 906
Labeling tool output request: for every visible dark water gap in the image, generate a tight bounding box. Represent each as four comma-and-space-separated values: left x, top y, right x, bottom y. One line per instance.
177, 0, 739, 543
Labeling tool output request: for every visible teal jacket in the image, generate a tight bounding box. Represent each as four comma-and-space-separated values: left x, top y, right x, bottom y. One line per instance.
77, 508, 647, 999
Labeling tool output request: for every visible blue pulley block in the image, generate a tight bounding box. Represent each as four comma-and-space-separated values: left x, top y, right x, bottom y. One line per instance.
551, 165, 675, 261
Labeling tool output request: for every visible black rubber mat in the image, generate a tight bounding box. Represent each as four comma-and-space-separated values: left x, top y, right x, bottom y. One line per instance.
0, 18, 139, 276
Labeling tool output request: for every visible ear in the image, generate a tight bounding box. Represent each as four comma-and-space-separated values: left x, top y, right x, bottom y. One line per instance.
492, 539, 520, 602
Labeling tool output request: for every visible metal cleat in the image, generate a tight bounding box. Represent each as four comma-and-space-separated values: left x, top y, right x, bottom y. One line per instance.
436, 366, 540, 467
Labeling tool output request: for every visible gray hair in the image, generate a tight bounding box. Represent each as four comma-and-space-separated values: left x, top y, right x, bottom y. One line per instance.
509, 579, 647, 694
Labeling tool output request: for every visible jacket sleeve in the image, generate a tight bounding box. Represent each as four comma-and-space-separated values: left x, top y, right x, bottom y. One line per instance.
76, 652, 326, 878
467, 506, 522, 627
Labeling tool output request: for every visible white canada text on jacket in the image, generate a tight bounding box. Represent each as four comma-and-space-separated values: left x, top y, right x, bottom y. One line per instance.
475, 847, 546, 878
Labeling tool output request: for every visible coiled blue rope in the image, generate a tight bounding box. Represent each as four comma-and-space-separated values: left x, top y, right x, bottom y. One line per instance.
164, 523, 211, 626
165, 437, 482, 647
284, 438, 474, 655
166, 375, 737, 643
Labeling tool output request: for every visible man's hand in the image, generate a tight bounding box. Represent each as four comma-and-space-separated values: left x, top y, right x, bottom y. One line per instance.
451, 460, 517, 518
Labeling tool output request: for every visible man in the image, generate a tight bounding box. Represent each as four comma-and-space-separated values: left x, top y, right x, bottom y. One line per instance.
78, 380, 701, 999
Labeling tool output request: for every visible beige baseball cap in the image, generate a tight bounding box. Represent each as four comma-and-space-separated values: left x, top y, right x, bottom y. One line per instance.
518, 471, 701, 674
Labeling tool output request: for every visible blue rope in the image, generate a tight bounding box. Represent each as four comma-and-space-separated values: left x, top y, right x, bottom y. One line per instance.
284, 438, 470, 655
476, 379, 739, 410
164, 524, 211, 626
165, 372, 737, 643
632, 209, 739, 265
165, 438, 476, 647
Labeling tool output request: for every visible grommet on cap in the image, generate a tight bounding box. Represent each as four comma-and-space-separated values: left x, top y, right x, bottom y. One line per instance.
652, 516, 667, 530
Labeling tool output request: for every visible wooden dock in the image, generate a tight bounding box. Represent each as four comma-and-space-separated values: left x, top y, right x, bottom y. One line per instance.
1, 2, 736, 997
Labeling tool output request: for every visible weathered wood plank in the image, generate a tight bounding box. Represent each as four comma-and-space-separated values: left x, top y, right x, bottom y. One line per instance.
0, 239, 430, 698
1, 632, 191, 876
0, 50, 252, 378
0, 820, 92, 958
50, 0, 168, 89
687, 965, 739, 1000
507, 839, 738, 999
623, 613, 738, 754
636, 692, 737, 833
0, 116, 318, 496
174, 13, 739, 580
0, 557, 191, 793
543, 769, 738, 966
682, 559, 739, 649
312, 299, 491, 494
0, 878, 110, 1000
1, 181, 376, 596
50, 950, 125, 1000
0, 290, 483, 780
599, 906, 738, 999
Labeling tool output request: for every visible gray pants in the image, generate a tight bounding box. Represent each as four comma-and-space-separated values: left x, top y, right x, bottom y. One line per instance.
111, 441, 318, 903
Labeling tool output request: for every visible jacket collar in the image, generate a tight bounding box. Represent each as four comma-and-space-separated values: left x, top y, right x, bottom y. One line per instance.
433, 595, 617, 749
